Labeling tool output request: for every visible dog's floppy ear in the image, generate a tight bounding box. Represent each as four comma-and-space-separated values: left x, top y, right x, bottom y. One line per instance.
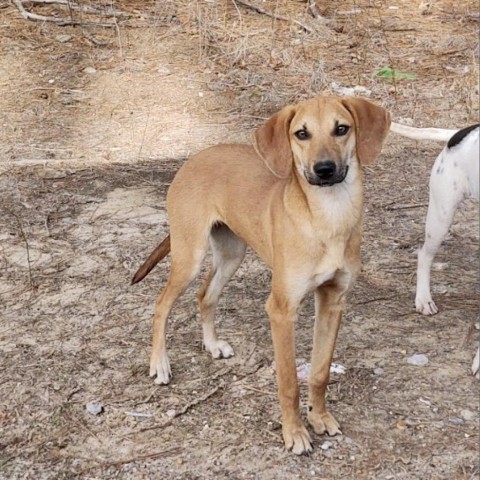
252, 105, 297, 178
341, 97, 391, 165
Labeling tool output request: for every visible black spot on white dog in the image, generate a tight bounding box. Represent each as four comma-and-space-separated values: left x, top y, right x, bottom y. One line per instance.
447, 124, 480, 149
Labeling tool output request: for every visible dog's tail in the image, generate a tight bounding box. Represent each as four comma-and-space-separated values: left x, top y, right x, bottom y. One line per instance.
390, 122, 458, 142
131, 235, 171, 284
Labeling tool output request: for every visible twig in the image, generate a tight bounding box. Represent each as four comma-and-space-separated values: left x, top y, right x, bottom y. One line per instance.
242, 385, 276, 396
137, 110, 150, 160
124, 411, 153, 418
3, 208, 36, 288
112, 9, 123, 60
385, 203, 428, 211
102, 447, 182, 467
21, 0, 125, 16
135, 382, 224, 434
22, 0, 127, 17
233, 0, 313, 34
65, 0, 74, 23
308, 0, 321, 19
77, 447, 182, 475
354, 295, 397, 306
462, 320, 477, 346
12, 0, 116, 26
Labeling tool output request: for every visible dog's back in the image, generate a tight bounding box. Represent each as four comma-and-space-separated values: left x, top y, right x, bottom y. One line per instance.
433, 124, 479, 201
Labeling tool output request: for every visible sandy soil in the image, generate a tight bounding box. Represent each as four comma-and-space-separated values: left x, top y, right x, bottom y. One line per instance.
1, 1, 478, 479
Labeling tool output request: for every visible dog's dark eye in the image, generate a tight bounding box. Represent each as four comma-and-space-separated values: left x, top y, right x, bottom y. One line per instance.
335, 125, 350, 136
294, 129, 310, 140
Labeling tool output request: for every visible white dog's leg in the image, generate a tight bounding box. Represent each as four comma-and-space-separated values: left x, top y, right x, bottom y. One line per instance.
415, 150, 464, 315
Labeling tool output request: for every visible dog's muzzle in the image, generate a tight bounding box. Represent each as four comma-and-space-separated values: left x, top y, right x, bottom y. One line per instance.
305, 161, 349, 187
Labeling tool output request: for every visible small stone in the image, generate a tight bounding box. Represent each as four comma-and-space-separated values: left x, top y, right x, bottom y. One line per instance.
330, 363, 346, 374
320, 441, 333, 450
373, 367, 384, 375
86, 401, 103, 415
166, 409, 176, 418
407, 354, 429, 366
460, 409, 475, 421
56, 34, 72, 43
448, 417, 464, 425
157, 66, 171, 76
84, 67, 97, 74
353, 85, 372, 97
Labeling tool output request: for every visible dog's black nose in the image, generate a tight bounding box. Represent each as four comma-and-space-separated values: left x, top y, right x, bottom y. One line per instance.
313, 161, 336, 179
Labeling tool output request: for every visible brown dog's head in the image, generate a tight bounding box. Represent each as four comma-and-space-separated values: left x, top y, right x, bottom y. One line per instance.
252, 96, 391, 185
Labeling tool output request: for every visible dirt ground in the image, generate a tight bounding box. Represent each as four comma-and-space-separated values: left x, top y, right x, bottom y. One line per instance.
0, 1, 479, 479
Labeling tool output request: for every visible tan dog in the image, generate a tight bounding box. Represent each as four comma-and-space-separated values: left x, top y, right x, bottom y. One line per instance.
132, 96, 390, 454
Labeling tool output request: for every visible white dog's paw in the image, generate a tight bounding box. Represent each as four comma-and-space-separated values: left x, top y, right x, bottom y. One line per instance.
472, 347, 480, 380
415, 296, 438, 315
149, 352, 172, 385
204, 339, 234, 359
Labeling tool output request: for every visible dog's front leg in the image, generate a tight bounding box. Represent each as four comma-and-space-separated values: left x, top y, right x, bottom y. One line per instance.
266, 291, 312, 455
307, 277, 348, 437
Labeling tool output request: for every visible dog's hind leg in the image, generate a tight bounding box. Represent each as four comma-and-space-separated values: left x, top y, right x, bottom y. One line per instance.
416, 168, 463, 315
198, 224, 246, 359
150, 234, 209, 384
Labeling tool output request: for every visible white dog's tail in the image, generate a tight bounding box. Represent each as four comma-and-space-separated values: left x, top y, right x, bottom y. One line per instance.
390, 122, 458, 142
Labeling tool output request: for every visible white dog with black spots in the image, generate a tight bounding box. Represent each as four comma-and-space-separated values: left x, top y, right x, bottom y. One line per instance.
391, 122, 479, 379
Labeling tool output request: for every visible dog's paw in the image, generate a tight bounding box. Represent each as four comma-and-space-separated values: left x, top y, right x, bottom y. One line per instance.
415, 297, 438, 315
283, 422, 313, 456
307, 409, 341, 436
149, 352, 172, 385
472, 347, 480, 379
203, 339, 234, 359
